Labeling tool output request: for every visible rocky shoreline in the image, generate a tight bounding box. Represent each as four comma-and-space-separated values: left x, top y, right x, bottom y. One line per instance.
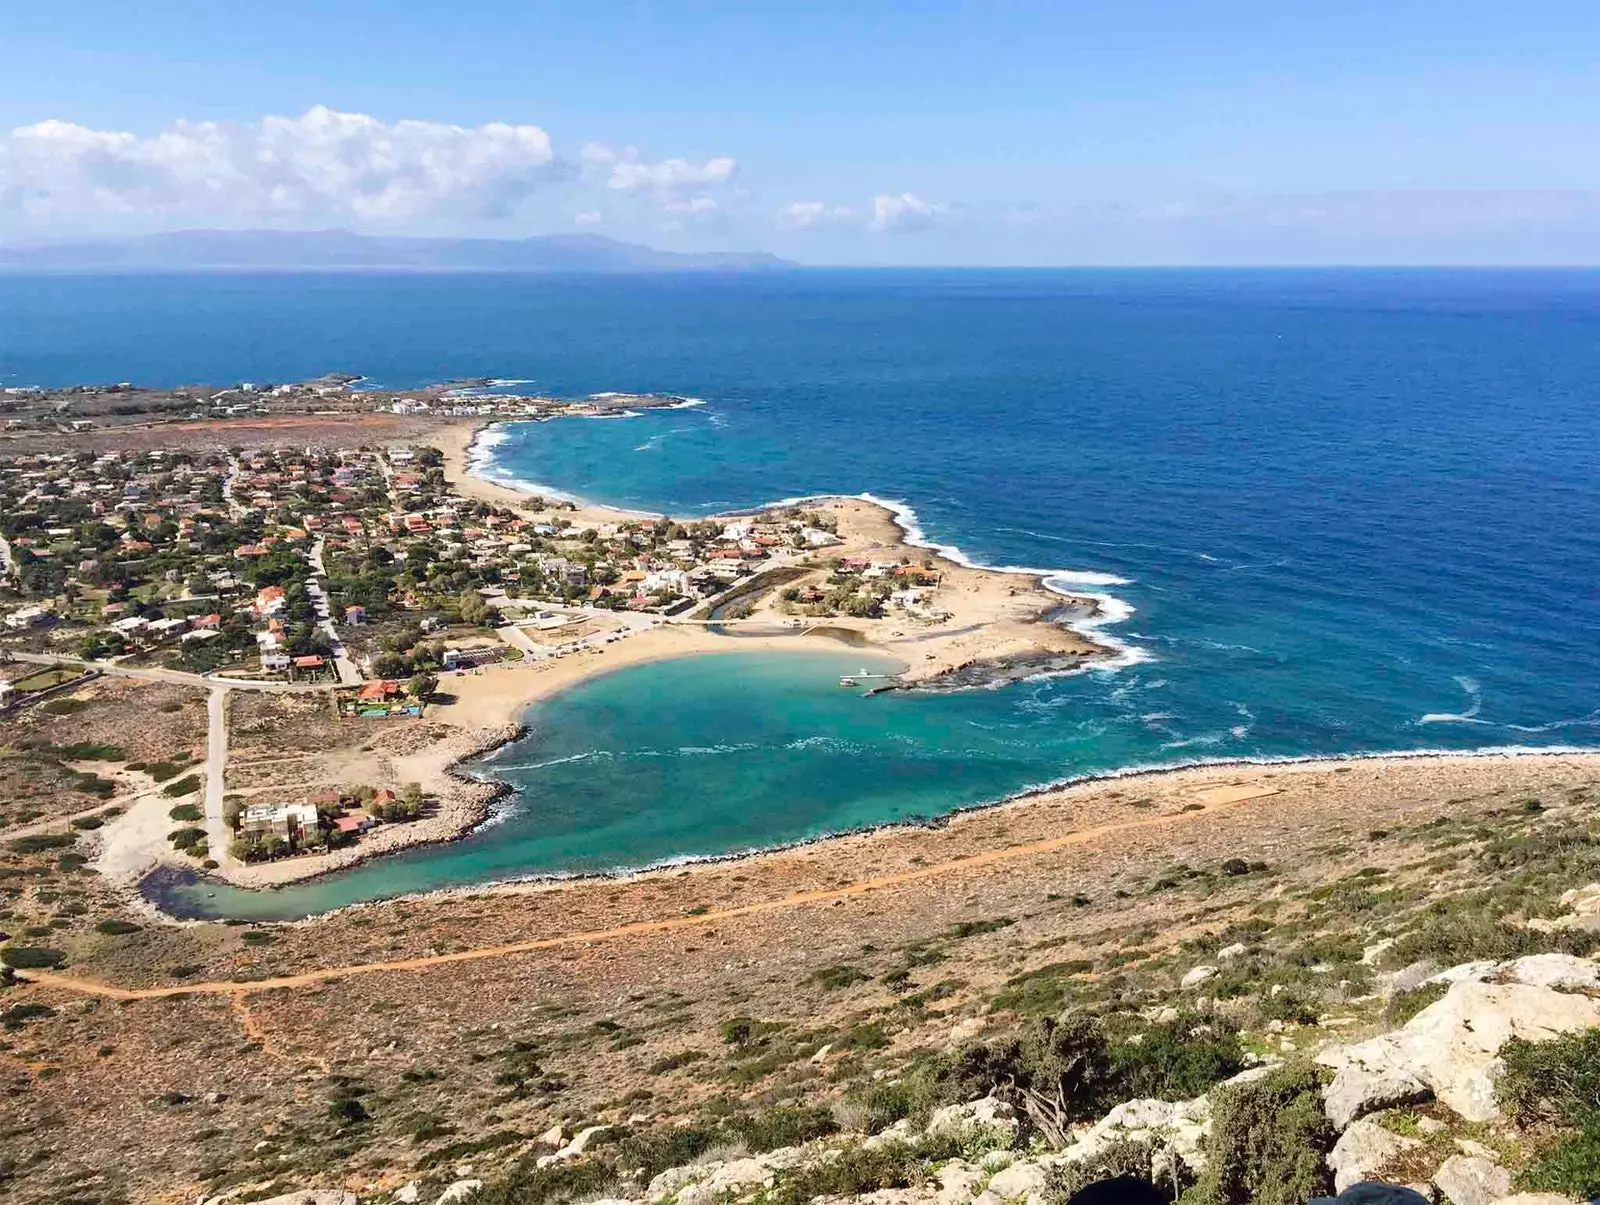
137, 722, 527, 916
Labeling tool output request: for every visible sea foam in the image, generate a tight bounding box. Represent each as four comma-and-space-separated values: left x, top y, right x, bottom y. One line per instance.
467, 409, 1150, 676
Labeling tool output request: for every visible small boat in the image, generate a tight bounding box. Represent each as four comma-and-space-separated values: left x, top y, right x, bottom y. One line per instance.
839, 676, 858, 687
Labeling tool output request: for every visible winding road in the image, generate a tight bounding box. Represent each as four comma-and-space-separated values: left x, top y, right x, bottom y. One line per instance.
10, 785, 1280, 1001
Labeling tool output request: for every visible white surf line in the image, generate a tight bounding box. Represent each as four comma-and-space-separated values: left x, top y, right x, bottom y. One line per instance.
463, 409, 1147, 670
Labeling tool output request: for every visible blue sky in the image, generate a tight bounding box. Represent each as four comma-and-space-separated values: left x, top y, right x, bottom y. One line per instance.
3, 1, 1599, 264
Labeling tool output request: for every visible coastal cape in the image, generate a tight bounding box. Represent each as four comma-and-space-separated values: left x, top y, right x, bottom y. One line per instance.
97, 412, 1131, 903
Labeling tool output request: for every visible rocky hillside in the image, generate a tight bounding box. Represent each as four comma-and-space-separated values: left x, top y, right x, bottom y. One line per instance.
7, 757, 1600, 1205
196, 944, 1600, 1205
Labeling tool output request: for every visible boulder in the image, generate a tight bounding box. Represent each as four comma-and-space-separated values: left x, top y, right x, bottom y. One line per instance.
863, 1117, 918, 1149
1379, 962, 1440, 996
1217, 942, 1248, 961
436, 1183, 482, 1205
1433, 1155, 1512, 1205
647, 1163, 710, 1202
1559, 882, 1600, 913
676, 1157, 775, 1205
1328, 1119, 1422, 1193
1321, 977, 1600, 1123
1487, 1196, 1583, 1205
1054, 1095, 1212, 1178
1502, 954, 1600, 990
1180, 965, 1219, 989
1320, 1037, 1432, 1128
393, 1185, 420, 1204
973, 1159, 1048, 1205
926, 1097, 1020, 1149
1423, 962, 1498, 988
934, 1159, 986, 1205
1362, 939, 1397, 966
250, 1195, 359, 1205
536, 1124, 612, 1167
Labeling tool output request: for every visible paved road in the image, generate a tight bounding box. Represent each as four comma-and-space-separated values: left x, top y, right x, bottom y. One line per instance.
203, 686, 231, 859
494, 622, 542, 657
3, 650, 331, 694
304, 539, 363, 686
223, 455, 249, 519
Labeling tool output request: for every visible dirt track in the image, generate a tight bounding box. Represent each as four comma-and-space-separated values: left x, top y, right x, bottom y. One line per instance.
15, 785, 1281, 1001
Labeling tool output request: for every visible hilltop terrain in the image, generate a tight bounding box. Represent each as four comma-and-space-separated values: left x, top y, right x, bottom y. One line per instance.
4, 750, 1600, 1204
0, 400, 1596, 1205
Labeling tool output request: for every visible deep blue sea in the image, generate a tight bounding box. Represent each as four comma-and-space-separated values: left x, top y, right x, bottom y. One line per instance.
3, 269, 1597, 920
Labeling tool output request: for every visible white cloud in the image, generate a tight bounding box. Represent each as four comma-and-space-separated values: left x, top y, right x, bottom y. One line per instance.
868, 192, 944, 233
574, 210, 603, 227
778, 200, 853, 230
582, 142, 738, 197
0, 105, 562, 225
663, 195, 720, 216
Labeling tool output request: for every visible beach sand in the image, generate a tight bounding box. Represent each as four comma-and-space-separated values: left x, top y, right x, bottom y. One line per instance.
104, 419, 1116, 895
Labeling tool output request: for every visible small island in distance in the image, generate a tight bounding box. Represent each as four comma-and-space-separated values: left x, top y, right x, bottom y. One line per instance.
0, 228, 795, 273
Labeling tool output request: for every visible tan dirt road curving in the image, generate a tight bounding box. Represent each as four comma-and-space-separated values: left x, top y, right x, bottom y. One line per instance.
13, 784, 1274, 1001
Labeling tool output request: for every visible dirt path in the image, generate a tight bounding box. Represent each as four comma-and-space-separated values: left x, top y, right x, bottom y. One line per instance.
14, 784, 1280, 1001
202, 686, 231, 863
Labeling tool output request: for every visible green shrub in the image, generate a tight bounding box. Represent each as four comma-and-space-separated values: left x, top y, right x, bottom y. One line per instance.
608, 1123, 719, 1180
0, 1002, 56, 1030
1516, 1116, 1600, 1199
727, 1104, 838, 1151
1109, 1014, 1245, 1100
329, 1096, 370, 1123
839, 1077, 935, 1134
47, 741, 124, 760
7, 833, 75, 855
168, 827, 207, 850
772, 1133, 961, 1203
472, 1154, 616, 1205
0, 945, 66, 969
990, 959, 1093, 1015
1185, 1063, 1334, 1205
809, 964, 870, 990
95, 919, 141, 936
168, 803, 202, 822
945, 917, 1014, 939
1386, 980, 1449, 1026
41, 698, 89, 715
69, 815, 104, 830
646, 1049, 706, 1074
1260, 990, 1321, 1027
161, 775, 202, 798
1498, 1029, 1600, 1125
1045, 1136, 1181, 1203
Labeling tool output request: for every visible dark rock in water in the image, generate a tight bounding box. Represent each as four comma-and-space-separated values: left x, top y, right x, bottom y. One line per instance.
888, 649, 1094, 692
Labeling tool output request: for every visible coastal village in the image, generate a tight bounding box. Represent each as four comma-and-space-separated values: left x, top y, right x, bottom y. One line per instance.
0, 383, 1598, 1205
0, 379, 1103, 883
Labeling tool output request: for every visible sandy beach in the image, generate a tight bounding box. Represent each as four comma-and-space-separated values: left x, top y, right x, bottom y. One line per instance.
97, 417, 1120, 897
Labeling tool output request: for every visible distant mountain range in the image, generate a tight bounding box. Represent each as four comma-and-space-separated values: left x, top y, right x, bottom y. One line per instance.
0, 229, 794, 272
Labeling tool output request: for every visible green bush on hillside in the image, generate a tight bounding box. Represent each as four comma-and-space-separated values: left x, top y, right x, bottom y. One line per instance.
1183, 1063, 1334, 1205
0, 946, 66, 970
1499, 1029, 1600, 1199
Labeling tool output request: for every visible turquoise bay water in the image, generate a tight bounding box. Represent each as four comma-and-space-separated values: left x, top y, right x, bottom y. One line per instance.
3, 270, 1596, 919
